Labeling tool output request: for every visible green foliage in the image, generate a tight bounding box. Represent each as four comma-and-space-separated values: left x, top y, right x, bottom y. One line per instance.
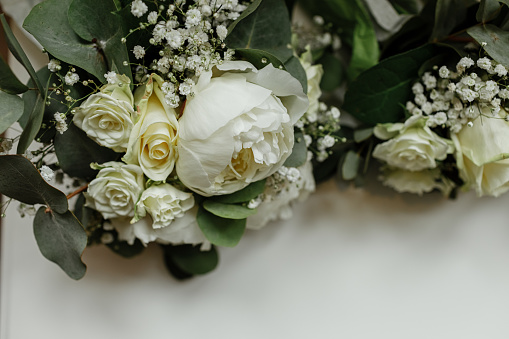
0, 155, 69, 213
353, 127, 374, 143
476, 0, 502, 22
17, 91, 46, 154
23, 0, 107, 82
210, 179, 266, 204
342, 150, 361, 180
283, 130, 307, 168
163, 245, 218, 277
0, 92, 24, 134
196, 206, 246, 247
343, 44, 437, 125
468, 24, 509, 68
34, 207, 87, 280
0, 55, 28, 94
431, 0, 470, 41
203, 200, 257, 219
318, 52, 344, 92
283, 56, 308, 93
390, 0, 422, 14
54, 124, 119, 180
68, 0, 132, 83
0, 14, 43, 93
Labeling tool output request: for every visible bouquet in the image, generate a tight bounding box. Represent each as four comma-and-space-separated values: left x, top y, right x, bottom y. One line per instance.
0, 0, 342, 279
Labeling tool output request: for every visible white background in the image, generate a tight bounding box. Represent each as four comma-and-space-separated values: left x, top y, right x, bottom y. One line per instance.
3, 9, 509, 339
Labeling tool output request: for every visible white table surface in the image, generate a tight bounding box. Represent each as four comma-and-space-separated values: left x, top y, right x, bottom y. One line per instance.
3, 13, 509, 339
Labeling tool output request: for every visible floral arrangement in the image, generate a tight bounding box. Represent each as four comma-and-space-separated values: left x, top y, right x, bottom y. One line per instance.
3, 0, 509, 281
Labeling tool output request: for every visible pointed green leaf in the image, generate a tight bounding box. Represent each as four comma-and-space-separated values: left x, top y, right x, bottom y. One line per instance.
0, 155, 69, 213
283, 130, 307, 168
283, 56, 307, 94
353, 127, 374, 142
0, 55, 29, 94
163, 244, 218, 275
68, 0, 132, 83
342, 150, 361, 180
197, 207, 246, 247
0, 14, 43, 93
476, 0, 502, 22
431, 0, 470, 41
203, 200, 257, 219
468, 24, 509, 68
23, 0, 108, 82
17, 91, 46, 154
34, 207, 87, 280
211, 179, 266, 204
343, 44, 436, 125
318, 52, 344, 92
0, 92, 24, 134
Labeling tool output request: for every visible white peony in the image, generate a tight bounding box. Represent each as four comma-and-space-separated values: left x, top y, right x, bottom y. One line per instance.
135, 183, 195, 229
73, 74, 135, 152
176, 61, 309, 196
85, 162, 145, 219
123, 74, 179, 181
373, 115, 452, 171
380, 167, 452, 196
452, 108, 509, 197
246, 161, 315, 230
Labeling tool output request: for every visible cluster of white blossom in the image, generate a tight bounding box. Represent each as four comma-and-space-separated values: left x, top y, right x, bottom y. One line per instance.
406, 56, 509, 133
129, 0, 250, 108
292, 15, 341, 53
297, 103, 341, 162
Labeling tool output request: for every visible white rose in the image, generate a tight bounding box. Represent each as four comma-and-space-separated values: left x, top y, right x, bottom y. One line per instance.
123, 74, 179, 181
373, 115, 452, 171
109, 207, 210, 249
300, 47, 323, 116
73, 74, 135, 152
176, 61, 309, 196
135, 183, 195, 228
380, 167, 452, 196
452, 108, 509, 197
85, 162, 145, 219
246, 161, 315, 230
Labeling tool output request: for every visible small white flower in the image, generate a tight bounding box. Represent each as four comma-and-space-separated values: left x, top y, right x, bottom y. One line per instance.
321, 135, 335, 148
456, 57, 474, 73
313, 15, 325, 25
286, 167, 301, 183
64, 72, 79, 86
40, 165, 54, 182
422, 72, 437, 90
147, 11, 158, 25
185, 8, 202, 28
247, 196, 262, 209
304, 134, 313, 147
412, 82, 424, 94
133, 45, 145, 59
131, 0, 148, 17
477, 57, 492, 71
104, 71, 118, 84
54, 112, 68, 134
329, 107, 340, 119
438, 66, 450, 79
166, 29, 183, 49
48, 59, 61, 72
178, 78, 195, 96
494, 64, 508, 77
216, 25, 228, 41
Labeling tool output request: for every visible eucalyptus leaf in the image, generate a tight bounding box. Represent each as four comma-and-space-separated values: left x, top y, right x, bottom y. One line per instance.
283, 130, 307, 168
468, 24, 509, 68
318, 52, 344, 92
23, 0, 108, 82
353, 127, 374, 143
196, 207, 246, 247
17, 91, 46, 154
34, 207, 87, 280
342, 150, 361, 180
389, 0, 423, 14
211, 179, 266, 204
54, 123, 119, 180
431, 0, 469, 41
203, 200, 257, 219
343, 44, 436, 125
164, 245, 218, 275
0, 155, 69, 213
476, 0, 502, 22
225, 0, 293, 63
0, 92, 24, 134
0, 14, 43, 93
283, 56, 308, 94
227, 0, 262, 34
68, 0, 132, 83
0, 55, 29, 94
107, 238, 145, 258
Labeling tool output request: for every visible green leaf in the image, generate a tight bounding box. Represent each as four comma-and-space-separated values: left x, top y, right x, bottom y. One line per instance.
476, 0, 502, 22
389, 0, 422, 14
34, 207, 87, 280
318, 52, 344, 92
67, 0, 132, 83
342, 150, 361, 180
106, 238, 145, 258
225, 0, 293, 63
0, 155, 69, 213
17, 91, 46, 154
227, 0, 262, 34
468, 24, 509, 68
0, 55, 29, 94
196, 207, 246, 247
283, 56, 308, 94
431, 0, 469, 41
164, 245, 218, 275
234, 48, 284, 69
353, 127, 374, 143
23, 0, 108, 82
203, 200, 257, 219
343, 44, 436, 125
0, 92, 24, 134
211, 179, 266, 204
0, 14, 43, 93
54, 123, 119, 180
283, 130, 307, 168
